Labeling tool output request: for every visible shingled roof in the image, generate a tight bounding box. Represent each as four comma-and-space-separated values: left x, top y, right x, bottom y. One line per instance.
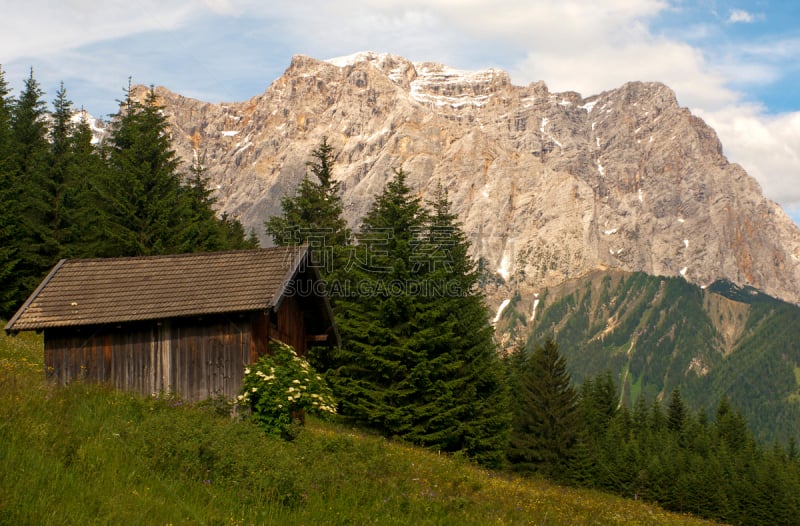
5, 246, 312, 332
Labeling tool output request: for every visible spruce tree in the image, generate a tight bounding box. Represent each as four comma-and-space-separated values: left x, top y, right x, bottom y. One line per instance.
0, 66, 19, 317
667, 385, 687, 433
48, 83, 79, 255
97, 84, 186, 256
265, 136, 348, 276
218, 211, 259, 250
329, 172, 510, 466
176, 155, 225, 252
403, 183, 510, 467
60, 112, 110, 258
507, 338, 579, 479
330, 168, 429, 434
97, 84, 253, 256
8, 69, 56, 301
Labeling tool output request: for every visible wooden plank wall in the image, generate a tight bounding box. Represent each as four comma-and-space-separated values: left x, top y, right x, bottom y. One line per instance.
275, 296, 306, 355
44, 315, 255, 402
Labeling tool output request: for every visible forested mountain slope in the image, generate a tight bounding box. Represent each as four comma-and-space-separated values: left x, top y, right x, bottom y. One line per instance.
496, 270, 800, 443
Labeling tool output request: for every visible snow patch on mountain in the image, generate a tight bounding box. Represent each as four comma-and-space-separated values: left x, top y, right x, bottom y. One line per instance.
492, 299, 511, 325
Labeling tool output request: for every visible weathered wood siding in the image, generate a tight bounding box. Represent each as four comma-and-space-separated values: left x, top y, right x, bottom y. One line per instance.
274, 295, 306, 355
44, 315, 257, 401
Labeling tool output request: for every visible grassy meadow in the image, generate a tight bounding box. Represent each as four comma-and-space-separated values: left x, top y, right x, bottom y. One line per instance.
0, 330, 717, 525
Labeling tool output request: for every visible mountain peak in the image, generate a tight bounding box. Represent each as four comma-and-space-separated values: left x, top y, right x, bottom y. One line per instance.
148, 52, 800, 306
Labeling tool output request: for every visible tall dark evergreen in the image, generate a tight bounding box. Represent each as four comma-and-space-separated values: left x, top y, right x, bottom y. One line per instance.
508, 338, 579, 479
667, 386, 687, 433
178, 155, 223, 252
96, 84, 186, 256
404, 183, 510, 466
219, 211, 259, 250
329, 172, 510, 467
48, 83, 79, 256
8, 69, 55, 302
60, 112, 110, 258
0, 66, 19, 317
265, 136, 348, 277
330, 168, 429, 435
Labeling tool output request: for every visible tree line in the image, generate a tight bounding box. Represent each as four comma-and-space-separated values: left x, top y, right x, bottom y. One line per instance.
504, 338, 800, 525
0, 69, 256, 318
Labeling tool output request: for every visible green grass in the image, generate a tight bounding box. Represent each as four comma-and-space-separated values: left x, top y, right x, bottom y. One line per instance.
0, 331, 717, 525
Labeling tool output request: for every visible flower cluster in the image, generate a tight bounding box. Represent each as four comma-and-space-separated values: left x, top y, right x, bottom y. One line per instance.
238, 340, 336, 437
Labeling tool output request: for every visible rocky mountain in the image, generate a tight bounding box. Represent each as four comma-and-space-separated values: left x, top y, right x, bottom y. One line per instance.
132, 51, 800, 311
500, 268, 800, 444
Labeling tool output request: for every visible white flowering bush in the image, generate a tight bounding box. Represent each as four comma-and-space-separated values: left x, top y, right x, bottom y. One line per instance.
238, 340, 336, 438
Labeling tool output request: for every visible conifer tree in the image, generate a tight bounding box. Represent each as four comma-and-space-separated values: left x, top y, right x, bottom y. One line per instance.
329, 172, 510, 466
508, 338, 579, 479
8, 69, 55, 301
667, 385, 687, 433
177, 155, 226, 252
265, 136, 349, 276
714, 395, 750, 453
330, 168, 429, 433
48, 83, 79, 255
97, 84, 252, 256
97, 84, 186, 256
403, 182, 510, 467
178, 155, 259, 252
218, 211, 259, 250
60, 112, 110, 258
0, 66, 19, 316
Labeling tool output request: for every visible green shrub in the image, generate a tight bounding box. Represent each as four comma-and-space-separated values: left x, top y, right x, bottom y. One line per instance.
238, 340, 336, 438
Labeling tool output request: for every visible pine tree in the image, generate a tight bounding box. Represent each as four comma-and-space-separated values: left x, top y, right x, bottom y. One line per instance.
265, 136, 348, 275
714, 395, 750, 453
578, 371, 618, 438
178, 154, 259, 252
97, 84, 187, 256
8, 69, 56, 302
0, 66, 19, 317
329, 172, 510, 466
60, 112, 110, 258
330, 168, 429, 433
47, 82, 81, 256
570, 372, 618, 486
507, 338, 579, 479
176, 154, 225, 252
403, 182, 510, 467
96, 84, 253, 256
667, 385, 687, 433
218, 211, 259, 250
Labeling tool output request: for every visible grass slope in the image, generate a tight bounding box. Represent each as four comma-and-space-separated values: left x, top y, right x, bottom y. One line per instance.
0, 331, 715, 525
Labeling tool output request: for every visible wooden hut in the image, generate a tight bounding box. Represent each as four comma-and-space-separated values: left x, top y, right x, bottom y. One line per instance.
4, 245, 339, 401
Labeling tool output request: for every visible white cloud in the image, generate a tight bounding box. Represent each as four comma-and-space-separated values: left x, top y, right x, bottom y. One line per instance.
728, 9, 755, 24
202, 0, 243, 15
0, 1, 198, 62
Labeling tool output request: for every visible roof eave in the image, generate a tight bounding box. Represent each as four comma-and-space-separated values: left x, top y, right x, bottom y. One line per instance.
4, 259, 68, 335
269, 244, 310, 309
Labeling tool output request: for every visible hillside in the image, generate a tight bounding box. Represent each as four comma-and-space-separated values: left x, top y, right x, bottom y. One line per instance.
496, 270, 800, 443
138, 51, 800, 308
0, 331, 713, 525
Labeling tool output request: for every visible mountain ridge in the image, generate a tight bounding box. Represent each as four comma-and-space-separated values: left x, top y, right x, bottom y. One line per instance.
129, 51, 800, 307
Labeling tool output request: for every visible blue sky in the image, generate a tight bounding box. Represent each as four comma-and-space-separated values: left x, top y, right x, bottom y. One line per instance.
2, 0, 799, 226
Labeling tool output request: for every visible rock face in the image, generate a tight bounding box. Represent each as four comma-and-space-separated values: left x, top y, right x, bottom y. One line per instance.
135, 51, 800, 306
